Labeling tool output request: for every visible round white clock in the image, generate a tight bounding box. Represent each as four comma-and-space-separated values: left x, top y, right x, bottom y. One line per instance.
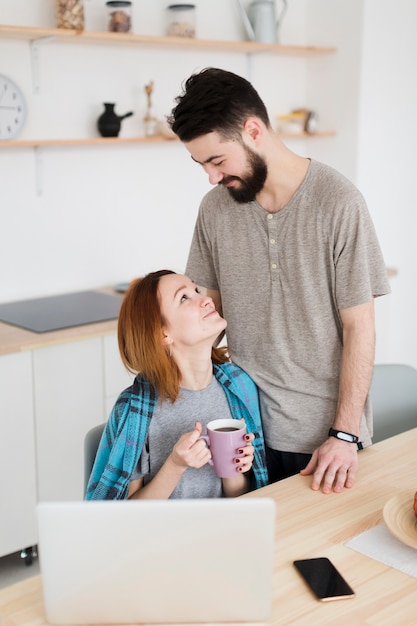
0, 74, 27, 140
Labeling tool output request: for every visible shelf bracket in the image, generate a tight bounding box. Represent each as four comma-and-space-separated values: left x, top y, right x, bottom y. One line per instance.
30, 37, 55, 94
245, 53, 254, 82
34, 146, 44, 196
30, 40, 41, 94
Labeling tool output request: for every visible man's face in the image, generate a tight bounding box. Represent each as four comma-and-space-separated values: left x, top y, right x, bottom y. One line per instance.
186, 132, 267, 203
223, 144, 267, 203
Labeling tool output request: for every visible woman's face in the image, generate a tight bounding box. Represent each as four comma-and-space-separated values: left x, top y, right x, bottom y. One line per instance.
158, 273, 227, 351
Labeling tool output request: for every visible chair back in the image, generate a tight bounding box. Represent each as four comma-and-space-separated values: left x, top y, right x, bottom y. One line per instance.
371, 363, 417, 443
84, 423, 105, 495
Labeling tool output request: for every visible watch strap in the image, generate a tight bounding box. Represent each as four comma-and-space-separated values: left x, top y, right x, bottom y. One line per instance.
328, 428, 359, 444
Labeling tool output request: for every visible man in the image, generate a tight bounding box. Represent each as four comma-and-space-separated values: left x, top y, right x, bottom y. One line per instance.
168, 67, 391, 493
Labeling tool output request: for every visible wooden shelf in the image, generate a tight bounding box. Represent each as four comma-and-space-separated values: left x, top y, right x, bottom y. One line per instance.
280, 131, 336, 139
0, 26, 336, 153
0, 24, 336, 55
0, 132, 336, 149
0, 136, 177, 148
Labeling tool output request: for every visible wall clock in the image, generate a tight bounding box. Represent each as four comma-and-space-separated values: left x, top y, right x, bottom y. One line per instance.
0, 74, 27, 140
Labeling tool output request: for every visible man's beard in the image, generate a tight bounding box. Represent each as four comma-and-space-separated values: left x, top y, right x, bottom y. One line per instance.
221, 147, 267, 203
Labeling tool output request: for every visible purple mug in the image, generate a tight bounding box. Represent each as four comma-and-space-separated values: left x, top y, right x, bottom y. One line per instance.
200, 418, 247, 478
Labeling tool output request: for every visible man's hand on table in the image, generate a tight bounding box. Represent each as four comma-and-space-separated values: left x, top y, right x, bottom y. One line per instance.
300, 438, 359, 494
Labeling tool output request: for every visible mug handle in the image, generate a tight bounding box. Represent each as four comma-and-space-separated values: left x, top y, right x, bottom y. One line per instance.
198, 434, 214, 466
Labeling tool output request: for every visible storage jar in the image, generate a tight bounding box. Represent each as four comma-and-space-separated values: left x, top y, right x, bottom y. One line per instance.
56, 0, 85, 30
166, 4, 196, 38
106, 1, 132, 33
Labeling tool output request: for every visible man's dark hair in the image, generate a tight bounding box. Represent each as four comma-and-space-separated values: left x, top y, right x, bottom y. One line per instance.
168, 67, 271, 142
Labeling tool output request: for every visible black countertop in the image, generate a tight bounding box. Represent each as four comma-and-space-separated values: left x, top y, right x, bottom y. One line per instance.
0, 290, 123, 333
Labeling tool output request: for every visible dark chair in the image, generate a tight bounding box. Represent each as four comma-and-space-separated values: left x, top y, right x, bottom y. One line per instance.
371, 364, 417, 443
83, 423, 105, 495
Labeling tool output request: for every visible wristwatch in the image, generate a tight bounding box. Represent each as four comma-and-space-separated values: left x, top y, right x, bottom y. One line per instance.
328, 428, 359, 444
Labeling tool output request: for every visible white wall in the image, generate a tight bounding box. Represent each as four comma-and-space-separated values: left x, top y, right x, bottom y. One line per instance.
2, 0, 413, 370
0, 1, 244, 301
304, 0, 364, 181
0, 0, 356, 304
356, 0, 417, 368
1, 0, 314, 302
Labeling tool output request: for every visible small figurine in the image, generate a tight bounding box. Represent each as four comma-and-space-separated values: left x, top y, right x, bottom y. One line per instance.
143, 81, 157, 137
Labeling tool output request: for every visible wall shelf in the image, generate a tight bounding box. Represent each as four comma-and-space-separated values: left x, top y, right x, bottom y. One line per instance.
0, 131, 336, 149
0, 23, 336, 194
0, 136, 177, 148
0, 24, 336, 56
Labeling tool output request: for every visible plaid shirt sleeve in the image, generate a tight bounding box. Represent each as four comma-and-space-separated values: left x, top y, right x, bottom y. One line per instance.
85, 377, 157, 500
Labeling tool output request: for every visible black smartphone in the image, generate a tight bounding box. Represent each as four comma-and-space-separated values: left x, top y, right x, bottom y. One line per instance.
293, 558, 355, 602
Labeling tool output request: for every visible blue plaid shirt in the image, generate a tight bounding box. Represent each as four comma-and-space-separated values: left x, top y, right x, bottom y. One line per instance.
86, 362, 269, 500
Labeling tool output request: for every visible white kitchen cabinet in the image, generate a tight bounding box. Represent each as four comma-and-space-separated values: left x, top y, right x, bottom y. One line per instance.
103, 333, 134, 416
33, 337, 105, 502
0, 352, 37, 558
0, 319, 135, 557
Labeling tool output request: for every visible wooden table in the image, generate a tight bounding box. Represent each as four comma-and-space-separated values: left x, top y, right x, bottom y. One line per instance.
1, 429, 416, 625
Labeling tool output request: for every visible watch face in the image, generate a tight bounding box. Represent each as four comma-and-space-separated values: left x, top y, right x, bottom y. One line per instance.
0, 74, 27, 140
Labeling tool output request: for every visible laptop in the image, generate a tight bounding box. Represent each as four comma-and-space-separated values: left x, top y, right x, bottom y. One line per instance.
36, 498, 276, 624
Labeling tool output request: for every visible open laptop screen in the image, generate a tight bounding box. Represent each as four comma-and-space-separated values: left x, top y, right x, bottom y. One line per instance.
37, 498, 276, 624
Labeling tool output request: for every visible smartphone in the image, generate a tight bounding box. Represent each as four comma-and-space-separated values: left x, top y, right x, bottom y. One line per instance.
293, 558, 355, 602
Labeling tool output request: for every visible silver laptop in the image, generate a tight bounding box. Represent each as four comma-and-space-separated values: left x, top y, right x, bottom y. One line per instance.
37, 498, 276, 624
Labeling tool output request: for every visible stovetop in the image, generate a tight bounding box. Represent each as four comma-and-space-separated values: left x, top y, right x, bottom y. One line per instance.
0, 290, 123, 333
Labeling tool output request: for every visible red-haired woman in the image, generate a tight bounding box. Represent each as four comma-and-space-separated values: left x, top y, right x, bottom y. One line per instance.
86, 270, 268, 500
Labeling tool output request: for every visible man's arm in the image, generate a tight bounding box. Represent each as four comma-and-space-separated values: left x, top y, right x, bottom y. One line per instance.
301, 299, 375, 493
334, 299, 376, 435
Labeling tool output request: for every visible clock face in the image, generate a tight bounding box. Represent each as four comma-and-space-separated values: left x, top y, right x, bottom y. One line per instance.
0, 74, 27, 140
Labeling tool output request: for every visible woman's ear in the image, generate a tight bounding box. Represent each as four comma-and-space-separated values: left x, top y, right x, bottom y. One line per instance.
162, 329, 173, 346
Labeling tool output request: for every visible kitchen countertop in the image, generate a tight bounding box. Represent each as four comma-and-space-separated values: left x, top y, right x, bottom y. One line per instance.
0, 270, 397, 357
0, 287, 120, 356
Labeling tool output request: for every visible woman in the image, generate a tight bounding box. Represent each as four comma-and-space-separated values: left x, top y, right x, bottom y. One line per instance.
86, 270, 268, 500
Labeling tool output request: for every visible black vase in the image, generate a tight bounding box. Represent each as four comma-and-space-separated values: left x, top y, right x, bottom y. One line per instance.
97, 102, 133, 137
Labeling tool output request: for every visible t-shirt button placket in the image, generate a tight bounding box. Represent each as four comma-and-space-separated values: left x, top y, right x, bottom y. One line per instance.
267, 213, 278, 276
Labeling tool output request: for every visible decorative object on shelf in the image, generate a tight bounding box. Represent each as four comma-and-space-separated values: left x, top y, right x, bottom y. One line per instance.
166, 4, 196, 38
276, 108, 318, 134
236, 0, 287, 44
55, 0, 85, 30
0, 74, 27, 141
304, 111, 318, 134
156, 118, 177, 139
143, 81, 157, 137
97, 103, 133, 137
106, 1, 132, 33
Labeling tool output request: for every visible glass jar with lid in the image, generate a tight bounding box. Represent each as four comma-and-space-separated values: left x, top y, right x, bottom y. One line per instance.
166, 4, 196, 38
106, 1, 132, 33
56, 0, 85, 30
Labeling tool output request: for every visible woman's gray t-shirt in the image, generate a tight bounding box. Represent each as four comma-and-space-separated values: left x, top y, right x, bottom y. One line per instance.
131, 377, 233, 498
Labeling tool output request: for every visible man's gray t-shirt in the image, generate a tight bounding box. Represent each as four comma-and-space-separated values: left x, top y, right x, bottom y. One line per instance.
185, 159, 391, 453
132, 377, 233, 498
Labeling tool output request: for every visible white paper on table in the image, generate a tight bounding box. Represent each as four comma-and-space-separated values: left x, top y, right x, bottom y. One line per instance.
346, 523, 417, 579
